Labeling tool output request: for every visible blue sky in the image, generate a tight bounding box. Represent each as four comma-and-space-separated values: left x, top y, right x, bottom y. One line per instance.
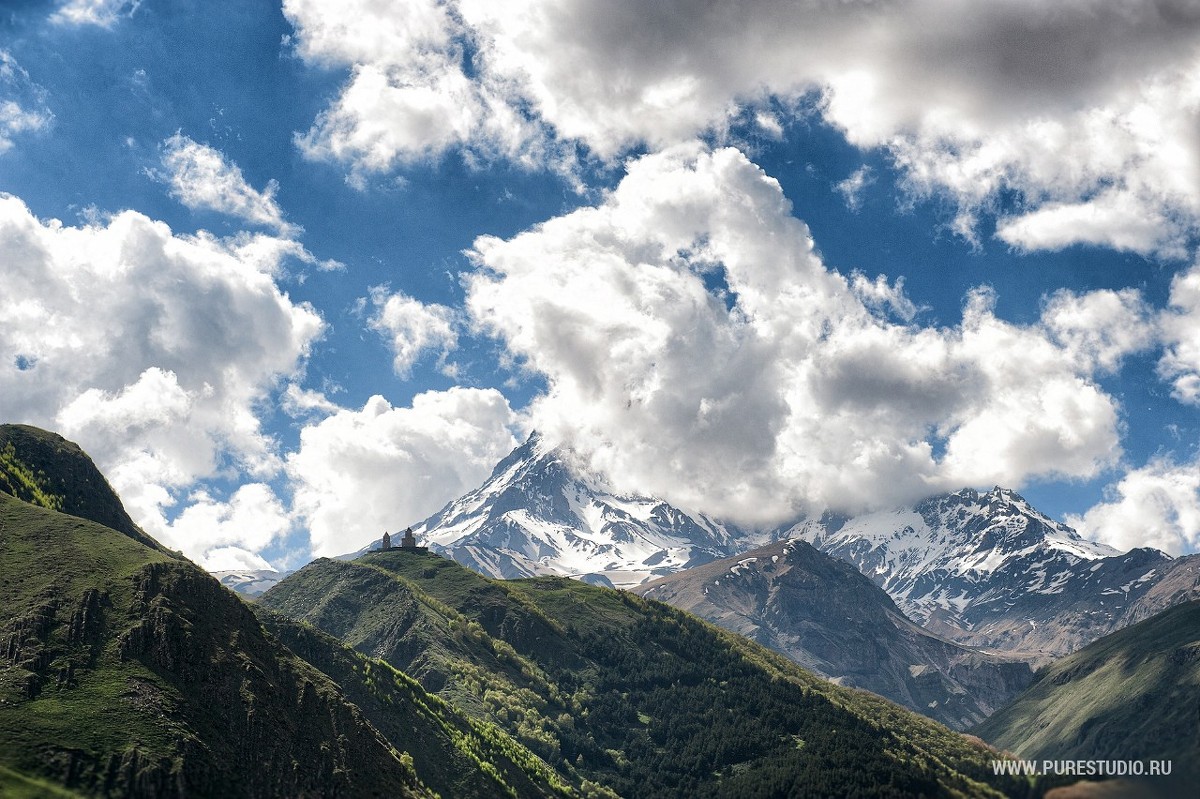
2, 0, 1199, 570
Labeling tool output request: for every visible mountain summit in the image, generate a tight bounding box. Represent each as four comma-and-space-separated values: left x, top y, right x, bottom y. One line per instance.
404, 433, 751, 587
790, 487, 1195, 659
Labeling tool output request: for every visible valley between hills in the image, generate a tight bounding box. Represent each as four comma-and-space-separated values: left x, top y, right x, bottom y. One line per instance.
3, 423, 1198, 798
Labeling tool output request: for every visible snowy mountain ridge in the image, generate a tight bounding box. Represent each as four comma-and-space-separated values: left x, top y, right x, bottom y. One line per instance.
787, 487, 1196, 658
789, 487, 1121, 622
323, 438, 1199, 660
404, 433, 754, 587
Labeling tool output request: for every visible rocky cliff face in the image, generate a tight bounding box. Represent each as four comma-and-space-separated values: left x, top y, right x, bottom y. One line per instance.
114, 561, 428, 798
635, 539, 1033, 729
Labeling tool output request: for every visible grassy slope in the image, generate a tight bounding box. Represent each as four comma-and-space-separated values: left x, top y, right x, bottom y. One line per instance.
255, 608, 574, 799
0, 423, 167, 552
0, 493, 430, 798
262, 549, 1033, 799
975, 600, 1200, 772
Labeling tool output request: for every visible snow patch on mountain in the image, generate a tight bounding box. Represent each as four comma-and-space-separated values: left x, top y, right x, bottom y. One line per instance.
211, 568, 290, 597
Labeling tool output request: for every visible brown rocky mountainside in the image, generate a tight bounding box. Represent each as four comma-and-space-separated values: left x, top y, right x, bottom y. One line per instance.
635, 538, 1033, 730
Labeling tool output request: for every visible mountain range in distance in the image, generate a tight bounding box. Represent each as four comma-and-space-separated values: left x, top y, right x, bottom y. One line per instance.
633, 538, 1033, 730
789, 490, 1200, 662
328, 434, 1199, 664
4, 422, 1197, 796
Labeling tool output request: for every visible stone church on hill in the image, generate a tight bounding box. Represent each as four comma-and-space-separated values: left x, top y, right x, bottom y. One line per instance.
380, 527, 427, 552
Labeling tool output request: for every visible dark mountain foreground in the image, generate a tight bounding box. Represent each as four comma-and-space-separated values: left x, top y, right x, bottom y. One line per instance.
634, 539, 1033, 730
975, 600, 1200, 794
0, 425, 568, 799
260, 548, 1036, 798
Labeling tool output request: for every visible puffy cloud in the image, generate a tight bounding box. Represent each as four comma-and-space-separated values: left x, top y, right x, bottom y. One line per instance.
0, 193, 324, 563
157, 134, 297, 234
51, 0, 139, 28
1159, 260, 1200, 404
284, 0, 546, 183
1068, 457, 1200, 555
849, 271, 920, 323
0, 52, 52, 153
162, 484, 293, 570
367, 286, 459, 376
285, 0, 1200, 254
201, 546, 276, 572
465, 144, 1140, 523
279, 383, 341, 418
1041, 288, 1157, 374
994, 189, 1183, 256
287, 388, 520, 555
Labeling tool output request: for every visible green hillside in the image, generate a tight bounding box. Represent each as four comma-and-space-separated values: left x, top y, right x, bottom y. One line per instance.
261, 549, 1031, 798
0, 424, 577, 798
0, 492, 432, 797
255, 608, 572, 799
975, 599, 1200, 780
0, 423, 167, 552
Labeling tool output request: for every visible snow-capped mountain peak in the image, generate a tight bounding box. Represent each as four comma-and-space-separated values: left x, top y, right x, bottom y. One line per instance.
792, 487, 1118, 611
790, 485, 1178, 658
405, 433, 750, 587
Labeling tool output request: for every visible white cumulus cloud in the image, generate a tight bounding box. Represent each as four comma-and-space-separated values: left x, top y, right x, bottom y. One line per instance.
1068, 457, 1200, 555
284, 0, 1200, 255
1041, 288, 1157, 375
0, 51, 52, 153
367, 286, 459, 377
835, 166, 874, 212
465, 144, 1140, 524
164, 484, 293, 570
0, 193, 324, 565
288, 388, 520, 556
158, 133, 297, 234
1159, 260, 1200, 405
51, 0, 139, 28
284, 0, 547, 184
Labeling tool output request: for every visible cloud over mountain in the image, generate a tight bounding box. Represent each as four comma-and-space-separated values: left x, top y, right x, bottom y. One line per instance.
287, 388, 519, 556
464, 144, 1143, 525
